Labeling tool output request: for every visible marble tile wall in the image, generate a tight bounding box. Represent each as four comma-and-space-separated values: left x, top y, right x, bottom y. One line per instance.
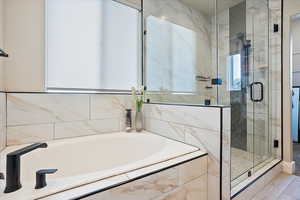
0, 93, 6, 151
143, 103, 231, 200
6, 93, 134, 146
82, 156, 208, 200
116, 0, 141, 10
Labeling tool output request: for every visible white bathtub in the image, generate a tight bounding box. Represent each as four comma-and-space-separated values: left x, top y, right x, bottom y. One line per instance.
0, 131, 204, 200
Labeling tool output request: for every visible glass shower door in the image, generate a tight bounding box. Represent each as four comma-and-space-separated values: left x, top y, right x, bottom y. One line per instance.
223, 0, 274, 187
250, 0, 273, 173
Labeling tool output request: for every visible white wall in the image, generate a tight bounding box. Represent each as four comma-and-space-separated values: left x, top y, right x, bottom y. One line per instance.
283, 0, 300, 166
0, 0, 5, 91
3, 0, 45, 92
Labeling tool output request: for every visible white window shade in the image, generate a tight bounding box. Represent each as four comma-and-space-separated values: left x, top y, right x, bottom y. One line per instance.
46, 0, 140, 91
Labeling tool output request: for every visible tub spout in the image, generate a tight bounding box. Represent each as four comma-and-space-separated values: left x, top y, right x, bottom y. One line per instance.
4, 143, 48, 193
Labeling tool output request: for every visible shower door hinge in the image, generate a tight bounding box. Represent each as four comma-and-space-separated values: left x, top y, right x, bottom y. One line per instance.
274, 140, 279, 148
274, 24, 279, 33
144, 30, 147, 35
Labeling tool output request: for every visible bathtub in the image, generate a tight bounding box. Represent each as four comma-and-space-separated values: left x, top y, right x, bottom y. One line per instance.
0, 131, 206, 200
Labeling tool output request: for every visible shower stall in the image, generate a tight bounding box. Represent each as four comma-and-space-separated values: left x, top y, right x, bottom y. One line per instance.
216, 0, 282, 192
143, 0, 282, 196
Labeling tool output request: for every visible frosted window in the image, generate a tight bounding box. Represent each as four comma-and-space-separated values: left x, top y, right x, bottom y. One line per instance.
46, 0, 140, 90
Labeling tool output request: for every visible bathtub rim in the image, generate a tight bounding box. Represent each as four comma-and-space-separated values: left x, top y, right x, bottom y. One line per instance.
0, 132, 207, 200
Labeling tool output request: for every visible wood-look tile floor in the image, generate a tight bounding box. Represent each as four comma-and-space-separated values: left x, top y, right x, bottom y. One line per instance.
252, 173, 300, 200
293, 143, 300, 176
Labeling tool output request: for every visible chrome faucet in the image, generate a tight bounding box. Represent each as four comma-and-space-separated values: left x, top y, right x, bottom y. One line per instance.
4, 143, 48, 193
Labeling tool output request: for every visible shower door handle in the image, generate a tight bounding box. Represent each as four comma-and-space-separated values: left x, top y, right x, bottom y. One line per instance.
250, 82, 264, 102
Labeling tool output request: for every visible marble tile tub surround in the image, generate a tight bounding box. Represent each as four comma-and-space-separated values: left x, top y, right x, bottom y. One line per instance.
6, 93, 134, 146
81, 156, 208, 200
143, 103, 231, 200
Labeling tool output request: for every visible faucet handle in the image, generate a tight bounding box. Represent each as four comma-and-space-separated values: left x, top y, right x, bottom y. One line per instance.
35, 169, 57, 189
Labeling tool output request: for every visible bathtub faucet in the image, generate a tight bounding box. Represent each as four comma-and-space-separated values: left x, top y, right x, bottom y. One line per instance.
125, 109, 132, 132
4, 142, 48, 193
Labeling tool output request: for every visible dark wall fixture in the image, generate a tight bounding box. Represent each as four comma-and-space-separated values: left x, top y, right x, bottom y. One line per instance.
0, 48, 8, 57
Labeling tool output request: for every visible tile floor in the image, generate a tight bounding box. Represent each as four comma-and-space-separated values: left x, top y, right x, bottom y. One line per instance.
293, 143, 300, 176
252, 173, 300, 200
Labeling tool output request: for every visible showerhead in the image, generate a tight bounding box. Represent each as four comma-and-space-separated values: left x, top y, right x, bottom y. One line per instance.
235, 32, 251, 48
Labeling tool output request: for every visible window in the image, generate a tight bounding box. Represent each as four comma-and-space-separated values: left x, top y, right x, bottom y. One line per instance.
228, 54, 241, 91
46, 0, 141, 91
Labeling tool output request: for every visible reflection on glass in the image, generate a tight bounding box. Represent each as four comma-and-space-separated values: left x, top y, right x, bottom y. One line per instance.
146, 16, 197, 93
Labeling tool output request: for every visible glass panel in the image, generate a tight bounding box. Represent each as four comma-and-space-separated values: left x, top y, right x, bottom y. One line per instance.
250, 0, 272, 172
217, 0, 255, 186
143, 0, 217, 105
146, 16, 197, 93
227, 0, 282, 189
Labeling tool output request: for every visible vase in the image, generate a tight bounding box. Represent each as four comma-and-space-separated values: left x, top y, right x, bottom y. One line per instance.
135, 111, 143, 132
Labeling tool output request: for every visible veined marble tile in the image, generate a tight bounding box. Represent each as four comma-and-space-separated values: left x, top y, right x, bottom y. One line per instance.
145, 104, 221, 132
115, 0, 141, 10
109, 167, 179, 200
178, 156, 207, 185
154, 175, 207, 200
184, 127, 220, 200
7, 124, 54, 146
47, 175, 129, 200
144, 117, 185, 142
184, 126, 220, 160
90, 95, 133, 120
143, 104, 163, 120
183, 106, 220, 131
54, 119, 120, 139
157, 104, 188, 125
7, 94, 90, 126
